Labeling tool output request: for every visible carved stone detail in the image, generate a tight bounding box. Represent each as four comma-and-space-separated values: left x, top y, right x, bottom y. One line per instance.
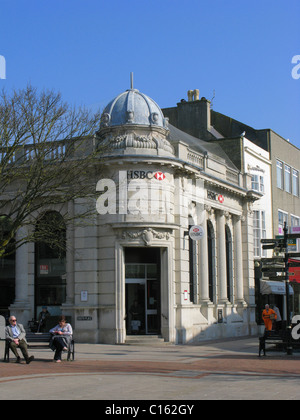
103, 132, 174, 154
122, 228, 170, 246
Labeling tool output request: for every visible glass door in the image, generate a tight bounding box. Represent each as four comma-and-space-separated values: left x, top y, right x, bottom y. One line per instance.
125, 263, 160, 334
146, 279, 160, 333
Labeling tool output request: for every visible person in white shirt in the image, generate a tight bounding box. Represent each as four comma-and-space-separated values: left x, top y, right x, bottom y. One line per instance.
49, 315, 73, 362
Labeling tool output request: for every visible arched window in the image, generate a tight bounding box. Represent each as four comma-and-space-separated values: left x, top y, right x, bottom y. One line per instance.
35, 211, 66, 319
207, 221, 215, 303
0, 216, 15, 318
225, 225, 233, 302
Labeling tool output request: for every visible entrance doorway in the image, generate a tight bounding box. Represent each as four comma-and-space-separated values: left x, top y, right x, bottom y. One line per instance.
125, 248, 161, 335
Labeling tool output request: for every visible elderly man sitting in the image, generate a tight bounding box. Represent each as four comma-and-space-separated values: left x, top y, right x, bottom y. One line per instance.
5, 316, 34, 364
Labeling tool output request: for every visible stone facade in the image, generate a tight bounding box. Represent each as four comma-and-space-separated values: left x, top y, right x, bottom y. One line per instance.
5, 86, 262, 344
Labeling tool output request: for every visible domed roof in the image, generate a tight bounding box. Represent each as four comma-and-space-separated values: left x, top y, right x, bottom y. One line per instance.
100, 88, 169, 130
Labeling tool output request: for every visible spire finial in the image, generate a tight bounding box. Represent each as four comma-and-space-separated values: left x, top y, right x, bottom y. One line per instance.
130, 72, 134, 89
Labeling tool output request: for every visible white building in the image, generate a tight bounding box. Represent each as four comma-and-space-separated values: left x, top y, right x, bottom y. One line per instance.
243, 138, 272, 259
4, 86, 262, 344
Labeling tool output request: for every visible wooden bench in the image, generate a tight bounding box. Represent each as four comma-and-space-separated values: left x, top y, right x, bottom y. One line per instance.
3, 332, 75, 362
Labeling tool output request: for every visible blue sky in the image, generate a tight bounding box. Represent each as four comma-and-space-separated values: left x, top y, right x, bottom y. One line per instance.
0, 0, 299, 148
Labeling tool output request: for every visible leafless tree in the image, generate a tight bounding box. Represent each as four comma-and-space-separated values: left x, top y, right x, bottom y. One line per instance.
0, 84, 103, 257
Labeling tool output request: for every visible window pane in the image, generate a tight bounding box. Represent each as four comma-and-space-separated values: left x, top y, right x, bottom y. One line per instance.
260, 176, 264, 193
125, 264, 145, 279
277, 160, 283, 189
253, 211, 260, 256
251, 175, 259, 191
293, 169, 299, 196
285, 165, 291, 193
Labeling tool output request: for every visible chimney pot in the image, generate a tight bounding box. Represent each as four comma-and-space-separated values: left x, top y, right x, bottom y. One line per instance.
187, 90, 194, 102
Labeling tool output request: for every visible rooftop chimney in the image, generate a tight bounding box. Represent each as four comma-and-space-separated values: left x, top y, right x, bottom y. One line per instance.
187, 89, 200, 101
188, 90, 194, 102
193, 89, 199, 100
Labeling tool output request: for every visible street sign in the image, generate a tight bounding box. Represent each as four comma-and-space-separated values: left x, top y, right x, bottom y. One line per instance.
287, 252, 300, 258
189, 225, 204, 241
261, 266, 286, 273
261, 238, 285, 250
262, 224, 297, 340
261, 239, 284, 244
262, 244, 282, 250
261, 257, 285, 263
262, 275, 285, 280
266, 276, 289, 281
287, 233, 300, 239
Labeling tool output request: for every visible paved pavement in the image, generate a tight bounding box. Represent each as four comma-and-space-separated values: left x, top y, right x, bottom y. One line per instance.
1, 336, 300, 401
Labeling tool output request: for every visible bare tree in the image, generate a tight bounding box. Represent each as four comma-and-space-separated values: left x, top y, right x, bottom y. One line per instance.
0, 84, 102, 257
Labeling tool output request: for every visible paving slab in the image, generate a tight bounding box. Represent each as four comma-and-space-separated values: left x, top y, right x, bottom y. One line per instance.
1, 337, 300, 400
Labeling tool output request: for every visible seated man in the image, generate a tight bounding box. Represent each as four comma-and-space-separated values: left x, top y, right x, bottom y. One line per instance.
5, 316, 34, 364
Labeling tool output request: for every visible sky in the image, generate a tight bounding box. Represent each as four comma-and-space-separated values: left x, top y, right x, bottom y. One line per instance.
0, 0, 299, 148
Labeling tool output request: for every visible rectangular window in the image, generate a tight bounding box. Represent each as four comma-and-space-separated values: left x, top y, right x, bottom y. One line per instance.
251, 174, 264, 193
277, 160, 283, 189
260, 176, 265, 193
251, 175, 259, 191
253, 211, 266, 257
291, 216, 300, 252
293, 169, 299, 196
278, 210, 288, 235
285, 164, 291, 193
261, 211, 266, 257
253, 211, 261, 257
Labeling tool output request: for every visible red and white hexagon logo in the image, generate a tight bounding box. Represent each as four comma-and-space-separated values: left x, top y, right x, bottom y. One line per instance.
218, 194, 224, 203
154, 172, 165, 180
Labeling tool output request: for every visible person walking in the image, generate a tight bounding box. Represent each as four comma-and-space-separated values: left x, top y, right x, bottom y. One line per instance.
262, 304, 277, 331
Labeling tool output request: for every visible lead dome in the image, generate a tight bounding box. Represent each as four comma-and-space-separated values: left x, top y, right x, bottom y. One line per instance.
100, 88, 169, 130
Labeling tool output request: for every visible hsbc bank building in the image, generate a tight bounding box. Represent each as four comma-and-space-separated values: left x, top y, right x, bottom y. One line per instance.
4, 85, 261, 344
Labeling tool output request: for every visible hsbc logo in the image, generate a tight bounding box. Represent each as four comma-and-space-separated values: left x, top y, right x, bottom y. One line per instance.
127, 170, 166, 180
207, 190, 224, 203
154, 172, 165, 181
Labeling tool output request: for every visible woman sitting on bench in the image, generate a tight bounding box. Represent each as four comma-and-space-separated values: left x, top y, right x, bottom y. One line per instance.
49, 316, 73, 363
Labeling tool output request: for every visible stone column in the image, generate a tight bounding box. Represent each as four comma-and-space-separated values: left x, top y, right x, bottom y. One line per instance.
234, 215, 244, 303
199, 212, 210, 303
64, 201, 75, 306
9, 226, 31, 324
217, 211, 228, 303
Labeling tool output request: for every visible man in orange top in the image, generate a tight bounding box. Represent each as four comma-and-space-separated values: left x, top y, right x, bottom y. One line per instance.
262, 304, 277, 331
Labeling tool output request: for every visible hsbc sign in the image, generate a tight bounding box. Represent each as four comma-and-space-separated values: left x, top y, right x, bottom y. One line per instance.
127, 170, 166, 180
154, 172, 166, 180
96, 170, 206, 216
189, 225, 204, 240
207, 190, 224, 204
